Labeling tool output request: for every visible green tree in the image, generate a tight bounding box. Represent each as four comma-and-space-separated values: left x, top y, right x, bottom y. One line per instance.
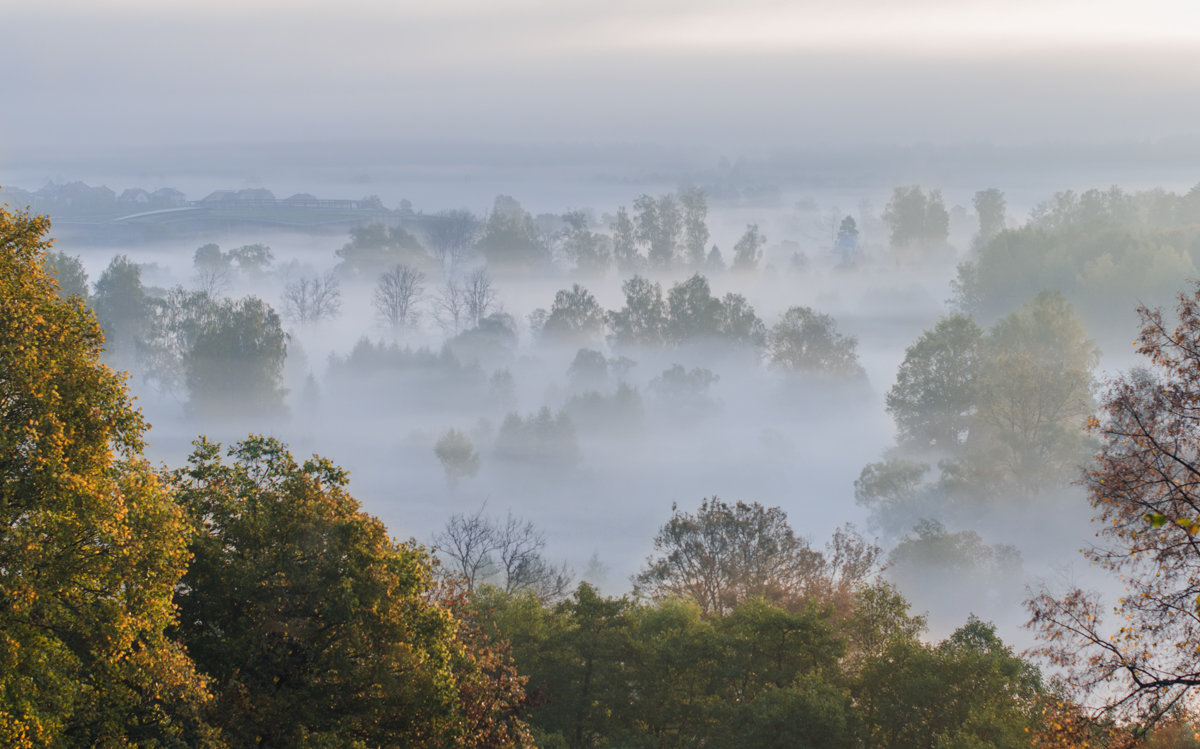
184, 296, 288, 418
435, 428, 481, 487
666, 274, 724, 344
635, 193, 682, 268
170, 436, 533, 747
476, 195, 548, 272
679, 187, 710, 267
0, 205, 211, 746
885, 313, 984, 452
731, 223, 766, 272
973, 188, 1007, 250
607, 275, 668, 348
610, 205, 642, 274
767, 306, 864, 378
91, 254, 150, 362
41, 250, 88, 300
541, 284, 606, 345
336, 223, 428, 277
883, 185, 950, 259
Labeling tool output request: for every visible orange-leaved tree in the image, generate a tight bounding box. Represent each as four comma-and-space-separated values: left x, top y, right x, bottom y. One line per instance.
0, 203, 213, 746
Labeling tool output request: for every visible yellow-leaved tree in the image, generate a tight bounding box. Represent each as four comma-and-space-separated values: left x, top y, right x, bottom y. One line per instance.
0, 203, 214, 746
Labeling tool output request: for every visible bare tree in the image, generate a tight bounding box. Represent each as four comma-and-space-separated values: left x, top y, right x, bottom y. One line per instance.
282, 272, 342, 324
435, 277, 466, 335
432, 507, 573, 600
374, 263, 425, 328
432, 506, 495, 592
462, 268, 498, 329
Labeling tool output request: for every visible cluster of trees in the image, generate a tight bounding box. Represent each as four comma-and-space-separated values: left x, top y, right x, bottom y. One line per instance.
461, 499, 1054, 748
954, 184, 1200, 326
0, 205, 533, 746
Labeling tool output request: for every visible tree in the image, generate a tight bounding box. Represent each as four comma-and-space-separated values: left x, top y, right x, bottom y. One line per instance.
424, 209, 480, 275
541, 284, 606, 345
0, 205, 211, 745
767, 306, 864, 378
561, 211, 611, 275
170, 436, 533, 746
185, 296, 288, 418
973, 188, 1007, 250
192, 242, 232, 296
635, 193, 681, 268
731, 224, 766, 272
882, 185, 950, 256
435, 428, 481, 487
227, 242, 273, 278
666, 273, 724, 344
885, 313, 983, 452
436, 277, 468, 335
635, 498, 824, 615
374, 263, 425, 328
463, 268, 499, 329
971, 291, 1097, 493
476, 196, 548, 272
336, 222, 427, 276
433, 507, 572, 600
611, 205, 642, 274
1027, 283, 1200, 725
679, 187, 710, 267
281, 271, 342, 324
41, 249, 88, 299
91, 254, 149, 362
607, 275, 668, 348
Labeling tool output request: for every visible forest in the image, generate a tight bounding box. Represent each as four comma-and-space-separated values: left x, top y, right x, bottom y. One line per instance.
7, 175, 1200, 747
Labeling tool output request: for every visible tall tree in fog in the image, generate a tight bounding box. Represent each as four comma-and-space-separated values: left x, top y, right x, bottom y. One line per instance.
731, 224, 766, 272
91, 254, 150, 362
436, 277, 468, 335
193, 243, 232, 296
611, 205, 642, 274
608, 275, 668, 348
423, 208, 480, 275
185, 296, 288, 418
475, 195, 548, 272
679, 187, 711, 267
41, 250, 88, 300
542, 284, 606, 345
228, 242, 273, 279
886, 314, 983, 452
635, 193, 681, 269
767, 306, 864, 378
463, 268, 498, 329
665, 274, 724, 343
373, 263, 425, 329
562, 211, 611, 276
281, 272, 342, 325
336, 223, 427, 277
883, 186, 950, 257
972, 188, 1007, 250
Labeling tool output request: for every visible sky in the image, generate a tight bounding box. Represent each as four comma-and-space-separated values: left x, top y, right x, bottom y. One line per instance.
6, 0, 1200, 157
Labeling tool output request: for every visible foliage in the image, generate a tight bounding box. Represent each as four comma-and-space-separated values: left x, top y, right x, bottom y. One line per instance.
731, 223, 766, 272
170, 436, 533, 747
0, 205, 212, 745
336, 222, 427, 276
541, 284, 606, 345
435, 428, 481, 487
41, 250, 88, 300
91, 253, 150, 361
607, 275, 668, 348
882, 185, 950, 259
184, 296, 288, 418
634, 193, 681, 268
679, 186, 710, 267
768, 306, 864, 378
635, 498, 826, 615
1028, 282, 1200, 726
193, 243, 232, 296
494, 407, 580, 468
886, 313, 983, 451
610, 205, 641, 274
476, 195, 548, 271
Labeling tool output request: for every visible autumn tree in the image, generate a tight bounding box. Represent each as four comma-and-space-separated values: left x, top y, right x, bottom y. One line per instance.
171, 436, 533, 747
0, 205, 212, 745
1028, 282, 1200, 727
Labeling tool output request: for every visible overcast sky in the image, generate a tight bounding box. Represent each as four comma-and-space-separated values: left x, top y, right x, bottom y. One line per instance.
6, 0, 1200, 157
